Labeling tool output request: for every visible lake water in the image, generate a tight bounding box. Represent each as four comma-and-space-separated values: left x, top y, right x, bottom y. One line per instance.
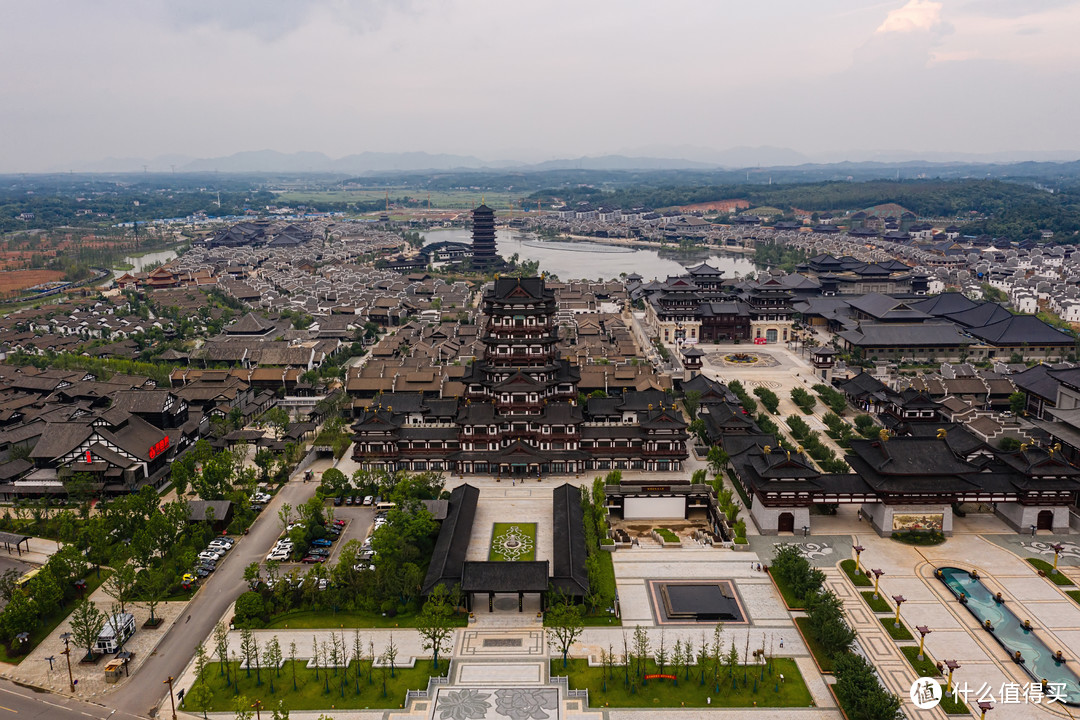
423, 229, 759, 281
113, 249, 178, 277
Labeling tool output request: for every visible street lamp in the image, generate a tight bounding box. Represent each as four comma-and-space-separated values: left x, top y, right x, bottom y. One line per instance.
892, 595, 906, 629
977, 700, 993, 719
852, 544, 865, 575
59, 632, 74, 693
164, 676, 177, 720
916, 625, 932, 662
871, 569, 885, 600
1052, 543, 1064, 575
944, 659, 961, 696
252, 698, 263, 720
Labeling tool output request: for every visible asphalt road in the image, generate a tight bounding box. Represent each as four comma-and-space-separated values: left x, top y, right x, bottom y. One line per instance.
106, 457, 331, 717
0, 677, 146, 720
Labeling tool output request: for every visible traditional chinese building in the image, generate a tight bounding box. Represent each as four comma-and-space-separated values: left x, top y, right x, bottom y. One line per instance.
470, 203, 499, 269
351, 277, 689, 476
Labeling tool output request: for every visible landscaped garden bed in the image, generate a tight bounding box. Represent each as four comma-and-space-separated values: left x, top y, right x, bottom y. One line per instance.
839, 559, 872, 587
879, 617, 913, 641
1027, 557, 1074, 586
554, 657, 812, 707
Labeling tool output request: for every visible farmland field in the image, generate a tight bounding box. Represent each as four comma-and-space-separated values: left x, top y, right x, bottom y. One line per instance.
0, 269, 65, 294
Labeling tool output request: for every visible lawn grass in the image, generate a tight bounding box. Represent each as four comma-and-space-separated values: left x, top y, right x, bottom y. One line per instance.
179, 660, 445, 712
839, 559, 872, 587
489, 522, 537, 562
1027, 558, 1075, 585
553, 658, 813, 708
890, 530, 946, 546
880, 617, 914, 641
860, 591, 891, 613
0, 569, 112, 665
263, 609, 468, 630
1067, 590, 1080, 605
654, 528, 679, 543
794, 616, 833, 673
767, 569, 807, 610
899, 649, 972, 717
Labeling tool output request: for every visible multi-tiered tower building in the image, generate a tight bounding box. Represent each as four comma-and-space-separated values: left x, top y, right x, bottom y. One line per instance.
470, 203, 499, 269
350, 276, 689, 476
458, 277, 584, 474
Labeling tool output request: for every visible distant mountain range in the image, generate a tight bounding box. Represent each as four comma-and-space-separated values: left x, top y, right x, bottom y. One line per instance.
56, 146, 1080, 175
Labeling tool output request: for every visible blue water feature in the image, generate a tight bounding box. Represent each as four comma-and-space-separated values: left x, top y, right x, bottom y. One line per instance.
937, 566, 1080, 704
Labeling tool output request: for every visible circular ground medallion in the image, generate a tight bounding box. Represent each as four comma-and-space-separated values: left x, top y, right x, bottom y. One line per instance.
707, 351, 781, 368
491, 525, 535, 561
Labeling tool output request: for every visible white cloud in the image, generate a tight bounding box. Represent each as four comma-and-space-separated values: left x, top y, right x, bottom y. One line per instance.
876, 0, 943, 33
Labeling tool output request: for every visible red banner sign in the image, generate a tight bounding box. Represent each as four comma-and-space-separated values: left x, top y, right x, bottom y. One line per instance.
645, 674, 677, 680
148, 436, 170, 459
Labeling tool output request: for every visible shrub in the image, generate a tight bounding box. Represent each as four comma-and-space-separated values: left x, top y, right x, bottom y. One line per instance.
753, 387, 780, 414
853, 414, 878, 438
786, 415, 810, 439
791, 387, 816, 414
813, 384, 849, 415
234, 591, 266, 626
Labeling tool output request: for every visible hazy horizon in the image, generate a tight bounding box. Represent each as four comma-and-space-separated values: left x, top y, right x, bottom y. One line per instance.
3, 0, 1079, 173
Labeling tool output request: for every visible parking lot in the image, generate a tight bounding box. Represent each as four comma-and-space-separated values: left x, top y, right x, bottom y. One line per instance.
263, 503, 375, 572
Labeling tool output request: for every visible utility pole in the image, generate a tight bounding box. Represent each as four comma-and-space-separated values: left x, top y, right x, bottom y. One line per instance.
59, 632, 74, 692
163, 676, 177, 720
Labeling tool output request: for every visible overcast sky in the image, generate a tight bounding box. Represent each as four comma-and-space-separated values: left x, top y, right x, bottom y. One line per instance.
2, 0, 1079, 172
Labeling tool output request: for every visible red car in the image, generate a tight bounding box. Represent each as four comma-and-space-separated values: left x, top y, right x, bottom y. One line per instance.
333, 519, 346, 526
301, 555, 326, 564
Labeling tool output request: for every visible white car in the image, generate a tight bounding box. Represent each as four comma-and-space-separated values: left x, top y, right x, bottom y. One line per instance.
208, 542, 231, 552
198, 551, 221, 562
266, 550, 288, 562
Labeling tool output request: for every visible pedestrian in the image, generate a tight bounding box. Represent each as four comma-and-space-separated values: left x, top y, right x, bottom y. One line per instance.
750, 561, 754, 569
707, 697, 711, 705
780, 637, 784, 648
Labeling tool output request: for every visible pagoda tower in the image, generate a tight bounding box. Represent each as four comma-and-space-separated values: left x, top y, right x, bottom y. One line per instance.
460, 276, 584, 474
470, 202, 498, 268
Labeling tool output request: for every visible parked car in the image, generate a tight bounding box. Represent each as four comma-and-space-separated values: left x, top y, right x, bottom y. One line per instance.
308, 548, 330, 557
318, 578, 329, 590
310, 539, 333, 547
300, 555, 326, 564
251, 504, 264, 512
333, 519, 346, 527
333, 496, 343, 507
266, 550, 288, 562
198, 551, 221, 562
363, 495, 373, 506
344, 496, 353, 506
195, 567, 211, 578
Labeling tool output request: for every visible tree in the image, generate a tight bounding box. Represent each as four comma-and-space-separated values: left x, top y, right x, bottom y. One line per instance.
188, 644, 214, 718
383, 632, 398, 678
1, 590, 38, 646
264, 407, 290, 439
139, 566, 169, 626
264, 636, 282, 693
632, 626, 651, 685
233, 695, 254, 720
546, 597, 584, 668
655, 628, 668, 677
240, 628, 256, 678
289, 640, 298, 690
278, 503, 293, 537
243, 562, 262, 591
416, 584, 455, 670
214, 621, 231, 684
834, 653, 903, 720
752, 387, 780, 414
683, 390, 702, 420
1009, 391, 1027, 415
320, 468, 348, 495
68, 599, 105, 660
103, 561, 137, 615
707, 446, 729, 476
